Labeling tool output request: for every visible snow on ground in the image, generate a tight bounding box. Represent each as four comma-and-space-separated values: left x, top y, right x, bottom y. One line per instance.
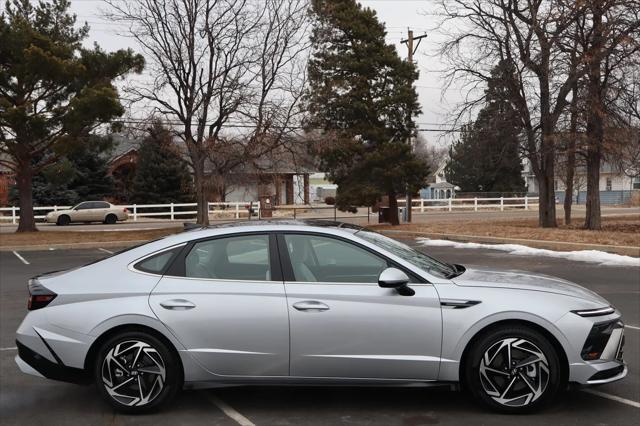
415, 238, 640, 267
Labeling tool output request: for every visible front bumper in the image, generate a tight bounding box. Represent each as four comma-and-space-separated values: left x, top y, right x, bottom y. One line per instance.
15, 340, 89, 384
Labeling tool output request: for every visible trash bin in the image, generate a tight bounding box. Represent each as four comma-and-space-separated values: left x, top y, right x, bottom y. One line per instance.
259, 196, 274, 218
377, 206, 403, 223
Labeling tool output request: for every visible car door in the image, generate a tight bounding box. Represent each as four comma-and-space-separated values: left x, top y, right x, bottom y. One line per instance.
148, 233, 290, 377
279, 232, 442, 380
71, 202, 92, 222
90, 201, 109, 221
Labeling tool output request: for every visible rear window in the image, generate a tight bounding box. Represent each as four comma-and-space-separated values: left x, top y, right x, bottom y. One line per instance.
134, 247, 182, 274
93, 201, 110, 209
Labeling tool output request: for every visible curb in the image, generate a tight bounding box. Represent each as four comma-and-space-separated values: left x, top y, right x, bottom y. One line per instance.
379, 230, 640, 257
1, 240, 148, 252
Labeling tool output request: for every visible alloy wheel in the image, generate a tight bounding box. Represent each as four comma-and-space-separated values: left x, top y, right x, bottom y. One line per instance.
101, 340, 166, 407
479, 337, 550, 407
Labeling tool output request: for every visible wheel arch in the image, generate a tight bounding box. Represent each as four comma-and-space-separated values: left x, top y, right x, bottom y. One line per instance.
84, 323, 184, 382
457, 319, 569, 389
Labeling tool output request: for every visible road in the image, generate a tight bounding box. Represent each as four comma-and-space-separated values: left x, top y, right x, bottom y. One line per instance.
0, 241, 638, 425
1, 206, 638, 233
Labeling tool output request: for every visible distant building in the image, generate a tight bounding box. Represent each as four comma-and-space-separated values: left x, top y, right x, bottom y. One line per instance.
419, 161, 457, 199
523, 161, 640, 204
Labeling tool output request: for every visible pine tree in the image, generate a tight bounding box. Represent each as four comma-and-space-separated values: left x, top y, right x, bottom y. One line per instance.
131, 123, 193, 204
305, 0, 428, 225
445, 61, 525, 193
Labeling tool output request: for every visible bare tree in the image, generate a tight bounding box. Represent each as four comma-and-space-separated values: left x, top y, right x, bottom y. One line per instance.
436, 0, 589, 228
105, 0, 309, 224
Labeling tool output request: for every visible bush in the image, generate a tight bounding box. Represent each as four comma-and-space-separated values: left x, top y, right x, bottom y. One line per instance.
324, 196, 336, 205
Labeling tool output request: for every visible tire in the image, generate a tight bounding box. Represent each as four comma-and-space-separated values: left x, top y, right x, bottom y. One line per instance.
104, 214, 117, 225
94, 331, 182, 413
463, 325, 563, 413
56, 215, 70, 226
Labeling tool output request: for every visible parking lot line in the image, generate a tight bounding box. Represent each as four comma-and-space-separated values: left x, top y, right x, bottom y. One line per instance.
0, 347, 17, 351
12, 251, 29, 265
206, 393, 255, 426
581, 389, 640, 408
625, 324, 640, 331
98, 248, 114, 254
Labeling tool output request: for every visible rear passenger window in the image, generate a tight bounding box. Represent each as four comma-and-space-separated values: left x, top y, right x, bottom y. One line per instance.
134, 247, 182, 274
185, 235, 271, 281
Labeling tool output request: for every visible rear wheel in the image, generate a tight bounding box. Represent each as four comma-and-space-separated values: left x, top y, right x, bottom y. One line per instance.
464, 325, 563, 413
56, 215, 70, 226
94, 331, 181, 413
104, 214, 117, 224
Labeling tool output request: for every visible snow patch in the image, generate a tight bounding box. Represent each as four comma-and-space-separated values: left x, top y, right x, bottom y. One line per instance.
416, 238, 640, 267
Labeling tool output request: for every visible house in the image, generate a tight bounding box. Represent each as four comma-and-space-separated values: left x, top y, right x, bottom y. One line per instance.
523, 161, 640, 204
419, 161, 457, 199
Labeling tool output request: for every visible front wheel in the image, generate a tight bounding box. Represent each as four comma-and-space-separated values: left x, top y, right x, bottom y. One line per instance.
464, 325, 563, 413
94, 331, 182, 413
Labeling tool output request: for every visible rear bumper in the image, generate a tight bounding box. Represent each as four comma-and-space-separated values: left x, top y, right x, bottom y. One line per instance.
15, 340, 89, 384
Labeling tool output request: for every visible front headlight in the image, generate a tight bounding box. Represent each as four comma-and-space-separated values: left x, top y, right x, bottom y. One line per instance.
571, 306, 615, 317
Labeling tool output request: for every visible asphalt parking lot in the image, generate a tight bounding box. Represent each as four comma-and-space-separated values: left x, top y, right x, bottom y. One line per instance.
0, 241, 638, 425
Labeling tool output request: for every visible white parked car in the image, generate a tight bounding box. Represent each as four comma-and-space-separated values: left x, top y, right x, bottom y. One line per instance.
45, 201, 129, 225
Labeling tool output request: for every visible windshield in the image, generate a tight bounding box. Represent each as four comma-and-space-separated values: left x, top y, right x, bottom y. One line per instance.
356, 230, 458, 279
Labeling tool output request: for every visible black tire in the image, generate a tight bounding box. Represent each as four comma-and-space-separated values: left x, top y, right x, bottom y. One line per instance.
56, 215, 70, 226
104, 214, 117, 225
463, 325, 563, 413
94, 331, 182, 414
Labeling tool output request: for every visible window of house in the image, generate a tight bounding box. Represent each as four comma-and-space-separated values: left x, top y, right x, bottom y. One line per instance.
633, 177, 640, 190
606, 178, 612, 191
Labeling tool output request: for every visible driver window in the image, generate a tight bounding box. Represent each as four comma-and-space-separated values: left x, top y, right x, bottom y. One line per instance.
185, 234, 271, 281
284, 234, 387, 283
75, 202, 91, 210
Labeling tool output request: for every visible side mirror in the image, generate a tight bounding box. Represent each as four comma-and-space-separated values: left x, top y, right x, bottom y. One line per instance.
378, 267, 415, 296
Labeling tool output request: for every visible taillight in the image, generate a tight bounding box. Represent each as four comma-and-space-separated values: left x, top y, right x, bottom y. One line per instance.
123, 208, 129, 213
27, 278, 57, 310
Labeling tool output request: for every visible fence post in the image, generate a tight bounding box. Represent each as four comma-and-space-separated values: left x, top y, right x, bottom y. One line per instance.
524, 196, 529, 210
367, 206, 370, 223
54, 205, 58, 212
293, 207, 297, 219
133, 204, 137, 221
334, 205, 337, 221
170, 203, 174, 221
235, 203, 239, 219
448, 198, 452, 212
474, 197, 478, 212
500, 196, 504, 211
420, 199, 425, 213
12, 206, 16, 224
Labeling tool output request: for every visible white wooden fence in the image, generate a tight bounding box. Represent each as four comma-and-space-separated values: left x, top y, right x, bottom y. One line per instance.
0, 196, 537, 224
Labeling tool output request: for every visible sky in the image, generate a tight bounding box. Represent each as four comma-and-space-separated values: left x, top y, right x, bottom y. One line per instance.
44, 0, 467, 148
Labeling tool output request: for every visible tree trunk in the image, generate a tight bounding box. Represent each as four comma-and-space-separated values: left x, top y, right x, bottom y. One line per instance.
585, 149, 602, 230
564, 83, 579, 225
192, 157, 209, 226
16, 162, 37, 233
388, 191, 399, 226
536, 144, 557, 228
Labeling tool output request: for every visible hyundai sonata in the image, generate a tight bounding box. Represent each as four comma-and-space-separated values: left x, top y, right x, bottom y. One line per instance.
15, 221, 626, 413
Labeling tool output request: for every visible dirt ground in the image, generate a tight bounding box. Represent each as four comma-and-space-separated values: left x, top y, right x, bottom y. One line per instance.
375, 215, 640, 248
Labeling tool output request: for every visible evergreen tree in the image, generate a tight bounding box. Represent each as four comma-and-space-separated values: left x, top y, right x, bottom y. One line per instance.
9, 135, 115, 205
305, 0, 428, 225
445, 61, 525, 193
131, 123, 193, 204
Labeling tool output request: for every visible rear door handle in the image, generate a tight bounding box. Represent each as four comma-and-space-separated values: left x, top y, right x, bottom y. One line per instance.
160, 299, 196, 310
293, 301, 330, 312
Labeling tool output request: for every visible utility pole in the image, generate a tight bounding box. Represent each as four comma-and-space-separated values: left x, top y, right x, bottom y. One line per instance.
401, 29, 427, 223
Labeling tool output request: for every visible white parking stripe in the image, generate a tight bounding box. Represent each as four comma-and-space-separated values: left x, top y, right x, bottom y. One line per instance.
625, 324, 640, 331
207, 394, 255, 426
581, 389, 640, 408
98, 248, 114, 254
0, 347, 17, 351
12, 251, 29, 265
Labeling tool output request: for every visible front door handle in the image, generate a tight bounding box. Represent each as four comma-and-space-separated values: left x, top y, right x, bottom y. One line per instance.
293, 301, 330, 312
160, 299, 196, 310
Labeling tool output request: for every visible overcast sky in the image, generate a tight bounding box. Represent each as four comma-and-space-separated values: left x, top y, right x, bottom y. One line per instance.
61, 0, 463, 147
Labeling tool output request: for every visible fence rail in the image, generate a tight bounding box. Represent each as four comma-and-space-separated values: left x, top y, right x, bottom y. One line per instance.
0, 196, 538, 224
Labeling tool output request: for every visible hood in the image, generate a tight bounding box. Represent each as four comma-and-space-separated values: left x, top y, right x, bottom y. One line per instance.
452, 267, 609, 305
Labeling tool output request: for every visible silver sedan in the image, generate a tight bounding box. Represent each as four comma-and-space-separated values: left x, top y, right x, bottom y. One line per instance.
15, 221, 626, 413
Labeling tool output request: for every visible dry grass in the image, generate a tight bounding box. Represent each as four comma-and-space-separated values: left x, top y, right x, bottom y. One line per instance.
0, 227, 181, 247
374, 215, 640, 247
